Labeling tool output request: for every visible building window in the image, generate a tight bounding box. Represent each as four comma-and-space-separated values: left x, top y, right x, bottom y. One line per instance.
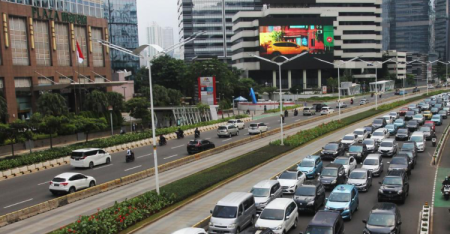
55, 23, 71, 66
74, 26, 88, 67
34, 20, 52, 66
78, 76, 90, 84
91, 28, 104, 67
38, 76, 53, 86
9, 16, 30, 66
59, 76, 72, 84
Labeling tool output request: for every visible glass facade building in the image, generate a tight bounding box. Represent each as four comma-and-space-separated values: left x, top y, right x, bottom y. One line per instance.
435, 0, 449, 61
3, 0, 104, 18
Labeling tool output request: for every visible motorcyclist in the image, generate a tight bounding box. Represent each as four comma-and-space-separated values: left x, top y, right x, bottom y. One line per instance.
294, 109, 298, 116
442, 176, 450, 193
177, 128, 184, 138
159, 135, 166, 145
194, 128, 200, 138
350, 98, 354, 105
126, 148, 134, 160
284, 109, 288, 117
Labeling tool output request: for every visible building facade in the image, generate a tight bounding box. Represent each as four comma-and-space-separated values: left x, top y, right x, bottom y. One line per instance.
231, 0, 383, 90
0, 0, 119, 122
146, 22, 175, 58
435, 0, 450, 61
385, 50, 407, 80
177, 0, 262, 62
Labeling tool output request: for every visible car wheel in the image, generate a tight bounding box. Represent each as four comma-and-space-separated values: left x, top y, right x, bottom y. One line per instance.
89, 162, 94, 169
236, 227, 241, 234
229, 133, 232, 138
250, 215, 256, 226
106, 158, 111, 165
89, 181, 96, 187
69, 187, 76, 194
236, 131, 239, 136
294, 218, 298, 229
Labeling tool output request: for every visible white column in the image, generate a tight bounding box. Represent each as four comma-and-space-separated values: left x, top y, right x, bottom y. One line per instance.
273, 71, 277, 88
288, 70, 292, 89
318, 69, 322, 88
303, 70, 307, 89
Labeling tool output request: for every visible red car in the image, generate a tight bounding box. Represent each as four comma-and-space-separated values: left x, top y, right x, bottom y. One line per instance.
424, 121, 436, 131
398, 107, 409, 116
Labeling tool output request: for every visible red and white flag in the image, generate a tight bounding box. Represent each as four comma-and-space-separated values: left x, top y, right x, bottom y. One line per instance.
76, 41, 84, 64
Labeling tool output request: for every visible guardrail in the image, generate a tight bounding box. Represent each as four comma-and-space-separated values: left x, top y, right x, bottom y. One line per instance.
432, 123, 450, 164
419, 202, 431, 234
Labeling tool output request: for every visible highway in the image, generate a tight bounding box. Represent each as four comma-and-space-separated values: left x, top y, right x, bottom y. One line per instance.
134, 94, 447, 234
0, 91, 402, 216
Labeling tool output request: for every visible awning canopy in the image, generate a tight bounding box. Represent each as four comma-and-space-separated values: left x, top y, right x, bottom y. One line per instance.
32, 81, 128, 91
234, 96, 248, 101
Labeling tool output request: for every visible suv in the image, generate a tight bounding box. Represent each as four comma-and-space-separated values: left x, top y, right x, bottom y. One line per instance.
363, 203, 402, 234
303, 107, 316, 116
70, 148, 111, 169
409, 131, 426, 152
321, 142, 345, 160
294, 181, 326, 213
341, 134, 357, 149
250, 180, 282, 212
300, 210, 344, 234
353, 128, 369, 143
321, 107, 335, 115
297, 155, 323, 179
406, 120, 419, 132
319, 163, 347, 190
347, 168, 373, 192
227, 119, 245, 129
378, 139, 398, 157
387, 155, 412, 175
364, 126, 376, 138
400, 141, 418, 160
324, 185, 359, 220
217, 124, 239, 138
248, 123, 268, 135
404, 111, 415, 120
313, 103, 327, 112
395, 128, 410, 141
346, 143, 369, 163
378, 170, 410, 204
360, 99, 369, 105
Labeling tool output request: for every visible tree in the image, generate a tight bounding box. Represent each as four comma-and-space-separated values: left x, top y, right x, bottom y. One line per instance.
260, 86, 277, 100
106, 92, 125, 112
39, 116, 66, 149
326, 77, 338, 93
37, 92, 68, 116
150, 55, 188, 91
126, 98, 151, 124
196, 103, 210, 121
0, 95, 7, 123
73, 116, 107, 142
84, 90, 109, 114
167, 88, 183, 106
0, 123, 17, 156
406, 74, 416, 86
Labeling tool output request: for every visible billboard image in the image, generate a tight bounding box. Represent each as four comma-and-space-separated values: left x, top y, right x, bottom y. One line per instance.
198, 77, 217, 105
259, 25, 334, 57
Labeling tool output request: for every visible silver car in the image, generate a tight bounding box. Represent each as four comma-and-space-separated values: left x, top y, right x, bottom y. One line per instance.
361, 154, 384, 177
250, 180, 282, 212
217, 125, 239, 138
347, 168, 373, 191
303, 107, 316, 116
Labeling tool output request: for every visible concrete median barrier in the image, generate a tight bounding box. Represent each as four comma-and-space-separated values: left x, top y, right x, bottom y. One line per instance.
3, 170, 11, 179
11, 168, 20, 177
35, 162, 43, 171
49, 159, 58, 167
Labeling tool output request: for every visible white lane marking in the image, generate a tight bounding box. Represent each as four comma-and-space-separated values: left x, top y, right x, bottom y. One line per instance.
244, 133, 249, 135
205, 138, 211, 140
171, 145, 184, 149
4, 198, 33, 209
295, 119, 302, 122
163, 154, 179, 160
93, 164, 113, 170
137, 154, 152, 158
37, 181, 50, 186
222, 138, 232, 142
124, 165, 142, 172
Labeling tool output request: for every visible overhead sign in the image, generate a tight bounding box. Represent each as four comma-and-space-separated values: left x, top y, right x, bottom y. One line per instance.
198, 77, 217, 105
32, 7, 87, 25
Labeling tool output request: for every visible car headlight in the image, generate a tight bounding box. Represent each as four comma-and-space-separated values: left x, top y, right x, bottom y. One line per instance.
325, 206, 330, 210
334, 151, 338, 155
379, 189, 383, 193
255, 224, 260, 228
331, 179, 337, 184
344, 206, 350, 211
307, 200, 315, 205
274, 225, 282, 230
321, 150, 325, 154
290, 184, 296, 188
398, 190, 403, 194
308, 169, 314, 173
209, 222, 214, 226
227, 223, 236, 229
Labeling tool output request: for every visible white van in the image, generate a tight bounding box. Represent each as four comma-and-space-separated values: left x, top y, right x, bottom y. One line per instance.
409, 131, 426, 152
70, 148, 111, 169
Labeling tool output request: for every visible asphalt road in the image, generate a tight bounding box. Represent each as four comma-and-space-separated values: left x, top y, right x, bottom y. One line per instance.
0, 90, 407, 216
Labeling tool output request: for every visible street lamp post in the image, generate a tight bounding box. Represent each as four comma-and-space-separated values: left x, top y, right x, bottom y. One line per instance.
251, 52, 309, 145
437, 61, 450, 88
98, 32, 205, 194
108, 106, 113, 135
296, 89, 299, 104
417, 60, 439, 95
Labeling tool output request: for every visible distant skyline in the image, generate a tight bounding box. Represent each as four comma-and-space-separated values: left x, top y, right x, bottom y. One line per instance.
137, 0, 178, 46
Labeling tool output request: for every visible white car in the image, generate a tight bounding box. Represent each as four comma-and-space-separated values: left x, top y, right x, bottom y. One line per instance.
255, 198, 298, 234
277, 171, 306, 194
341, 134, 357, 148
248, 122, 268, 135
388, 112, 399, 120
353, 128, 369, 143
332, 156, 357, 176
360, 99, 369, 105
337, 102, 347, 108
320, 107, 334, 115
382, 115, 393, 124
171, 228, 206, 234
70, 148, 112, 169
362, 138, 378, 153
409, 131, 426, 152
227, 119, 245, 130
49, 173, 96, 195
370, 128, 389, 143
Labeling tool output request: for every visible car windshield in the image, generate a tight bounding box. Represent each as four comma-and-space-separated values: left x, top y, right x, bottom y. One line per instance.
212, 206, 237, 218
432, 116, 440, 120
334, 158, 349, 165
300, 160, 315, 167
52, 177, 66, 182
383, 177, 403, 185
439, 110, 446, 114
391, 157, 407, 165
364, 159, 379, 165
328, 192, 351, 202
424, 111, 431, 115
406, 111, 414, 115
398, 151, 412, 158
368, 213, 396, 227
414, 115, 423, 118
349, 171, 367, 179
397, 129, 408, 134
354, 130, 364, 135
249, 124, 258, 128
410, 136, 423, 142
373, 131, 384, 136
407, 121, 417, 125
71, 152, 84, 158
420, 127, 431, 132
394, 119, 404, 124
189, 140, 200, 145
364, 127, 373, 132
324, 144, 338, 150
295, 187, 316, 196
227, 121, 236, 124
305, 226, 333, 234
218, 126, 227, 130
279, 172, 296, 180
373, 119, 383, 124
260, 209, 284, 220
349, 145, 363, 152
343, 136, 354, 140
402, 143, 414, 150
321, 168, 337, 176
390, 112, 397, 116
250, 188, 270, 197
380, 141, 393, 147
386, 125, 394, 130
432, 108, 438, 112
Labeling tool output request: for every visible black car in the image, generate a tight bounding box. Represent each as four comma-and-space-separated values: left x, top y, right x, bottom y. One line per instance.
313, 103, 328, 112
431, 107, 439, 114
300, 210, 344, 234
364, 126, 375, 138
319, 163, 347, 190
413, 87, 420, 93
397, 151, 417, 169
372, 118, 387, 129
320, 142, 345, 160
395, 128, 410, 141
346, 143, 369, 163
387, 155, 412, 175
400, 141, 418, 161
406, 120, 419, 132
404, 111, 415, 120
186, 139, 215, 154
294, 181, 326, 214
378, 170, 410, 204
363, 203, 402, 234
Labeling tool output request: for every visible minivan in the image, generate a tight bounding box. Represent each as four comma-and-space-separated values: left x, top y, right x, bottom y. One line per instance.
209, 192, 256, 234
217, 124, 239, 138
250, 180, 282, 212
303, 107, 316, 116
300, 210, 344, 234
70, 148, 111, 169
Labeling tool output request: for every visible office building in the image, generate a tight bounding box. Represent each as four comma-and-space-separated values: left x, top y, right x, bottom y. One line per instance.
435, 0, 450, 61
146, 22, 176, 58
381, 0, 392, 51
103, 0, 139, 76
177, 0, 262, 62
162, 27, 175, 57
385, 51, 407, 79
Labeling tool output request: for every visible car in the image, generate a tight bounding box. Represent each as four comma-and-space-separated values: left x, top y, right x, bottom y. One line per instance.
300, 210, 344, 234
324, 185, 359, 220
436, 84, 442, 88
413, 87, 420, 93
397, 151, 417, 169
439, 110, 448, 119
431, 107, 440, 115
409, 131, 426, 152
406, 120, 419, 132
320, 142, 345, 160
227, 119, 245, 129
420, 126, 435, 140
321, 107, 335, 115
398, 107, 409, 116
408, 104, 417, 109
372, 118, 387, 129
378, 139, 398, 157
346, 143, 369, 163
332, 156, 357, 176
378, 170, 410, 203
347, 168, 373, 192
428, 84, 435, 89
297, 155, 323, 179
363, 203, 402, 234
363, 139, 379, 153
419, 102, 430, 111
389, 112, 399, 120
371, 128, 389, 143
400, 141, 418, 161
266, 41, 308, 55
250, 180, 283, 212
172, 228, 207, 234
319, 163, 347, 190
337, 102, 347, 108
364, 126, 376, 138
413, 114, 425, 125
443, 107, 450, 115
312, 103, 327, 112
431, 114, 443, 126
395, 128, 410, 141
353, 128, 369, 142
423, 110, 433, 120
430, 101, 437, 107
387, 155, 412, 175
294, 181, 326, 213
393, 118, 406, 128
411, 107, 421, 114
217, 124, 239, 138
435, 103, 444, 110
248, 122, 268, 135
49, 173, 96, 195
341, 134, 357, 149
303, 107, 316, 116
70, 148, 111, 169
398, 90, 407, 95
404, 111, 415, 121
255, 198, 299, 234
360, 99, 369, 105
362, 154, 384, 177
382, 115, 394, 124
424, 120, 436, 131
277, 170, 306, 194
187, 139, 215, 154
385, 124, 398, 136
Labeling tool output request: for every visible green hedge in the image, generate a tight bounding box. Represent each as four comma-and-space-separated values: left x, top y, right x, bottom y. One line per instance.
0, 115, 248, 171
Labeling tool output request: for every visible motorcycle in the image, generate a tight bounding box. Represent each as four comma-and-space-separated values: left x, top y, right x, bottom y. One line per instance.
294, 110, 298, 116
443, 184, 450, 200
176, 131, 184, 139
159, 138, 167, 146
194, 132, 200, 139
126, 152, 135, 163
432, 137, 437, 147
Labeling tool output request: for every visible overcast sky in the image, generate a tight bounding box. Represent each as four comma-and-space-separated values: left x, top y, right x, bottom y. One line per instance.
137, 0, 179, 45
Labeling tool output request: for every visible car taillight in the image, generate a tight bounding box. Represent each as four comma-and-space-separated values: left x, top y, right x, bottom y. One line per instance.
81, 156, 87, 160
49, 181, 53, 185
61, 182, 69, 186
196, 143, 201, 147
